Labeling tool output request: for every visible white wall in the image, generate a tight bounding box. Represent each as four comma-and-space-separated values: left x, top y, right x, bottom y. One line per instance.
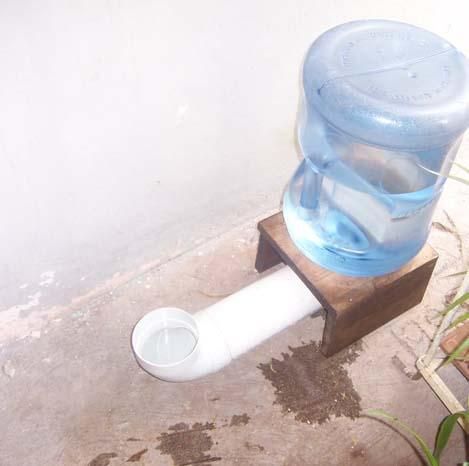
1, 0, 469, 312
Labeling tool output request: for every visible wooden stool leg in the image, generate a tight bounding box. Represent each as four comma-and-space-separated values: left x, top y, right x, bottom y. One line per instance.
255, 234, 283, 272
321, 311, 354, 357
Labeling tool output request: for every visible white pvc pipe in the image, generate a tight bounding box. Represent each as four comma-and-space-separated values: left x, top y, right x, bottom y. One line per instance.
131, 266, 322, 382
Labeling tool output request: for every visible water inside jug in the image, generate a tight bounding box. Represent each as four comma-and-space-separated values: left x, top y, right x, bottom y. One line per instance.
283, 20, 469, 276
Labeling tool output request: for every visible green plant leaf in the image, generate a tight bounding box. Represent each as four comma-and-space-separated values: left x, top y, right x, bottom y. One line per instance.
447, 173, 469, 186
434, 411, 469, 460
365, 409, 438, 466
440, 292, 469, 316
443, 270, 468, 278
418, 164, 469, 186
454, 161, 469, 175
449, 312, 469, 329
453, 356, 469, 361
442, 337, 469, 367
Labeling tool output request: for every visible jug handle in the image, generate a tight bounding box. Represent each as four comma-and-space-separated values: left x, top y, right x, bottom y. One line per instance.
299, 157, 323, 214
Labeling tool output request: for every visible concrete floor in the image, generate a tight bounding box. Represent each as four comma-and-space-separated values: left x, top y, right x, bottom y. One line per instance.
1, 183, 469, 465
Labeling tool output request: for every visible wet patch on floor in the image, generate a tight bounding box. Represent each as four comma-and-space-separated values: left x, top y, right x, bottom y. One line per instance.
244, 441, 265, 452
391, 354, 421, 380
85, 413, 253, 465
126, 448, 148, 462
87, 452, 117, 466
350, 442, 367, 459
258, 341, 362, 425
156, 422, 222, 465
229, 413, 250, 427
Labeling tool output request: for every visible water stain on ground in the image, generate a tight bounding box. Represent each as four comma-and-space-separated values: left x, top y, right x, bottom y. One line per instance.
258, 341, 362, 425
350, 442, 367, 459
244, 441, 265, 452
391, 354, 421, 380
156, 422, 222, 465
229, 413, 250, 427
126, 448, 148, 462
87, 452, 117, 466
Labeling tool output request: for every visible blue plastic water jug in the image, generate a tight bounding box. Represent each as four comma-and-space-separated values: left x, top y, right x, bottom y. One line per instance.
283, 20, 469, 276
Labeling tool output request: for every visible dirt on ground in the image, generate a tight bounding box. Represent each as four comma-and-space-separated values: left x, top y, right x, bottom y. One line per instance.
156, 422, 221, 466
258, 341, 362, 425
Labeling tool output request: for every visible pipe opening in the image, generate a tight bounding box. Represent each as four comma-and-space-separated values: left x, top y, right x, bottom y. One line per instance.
132, 308, 199, 368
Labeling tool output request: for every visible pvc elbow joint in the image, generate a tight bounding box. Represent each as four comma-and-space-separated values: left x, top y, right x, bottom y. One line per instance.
131, 267, 321, 382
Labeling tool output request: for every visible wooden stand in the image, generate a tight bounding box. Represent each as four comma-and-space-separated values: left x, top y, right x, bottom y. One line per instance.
255, 212, 438, 356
